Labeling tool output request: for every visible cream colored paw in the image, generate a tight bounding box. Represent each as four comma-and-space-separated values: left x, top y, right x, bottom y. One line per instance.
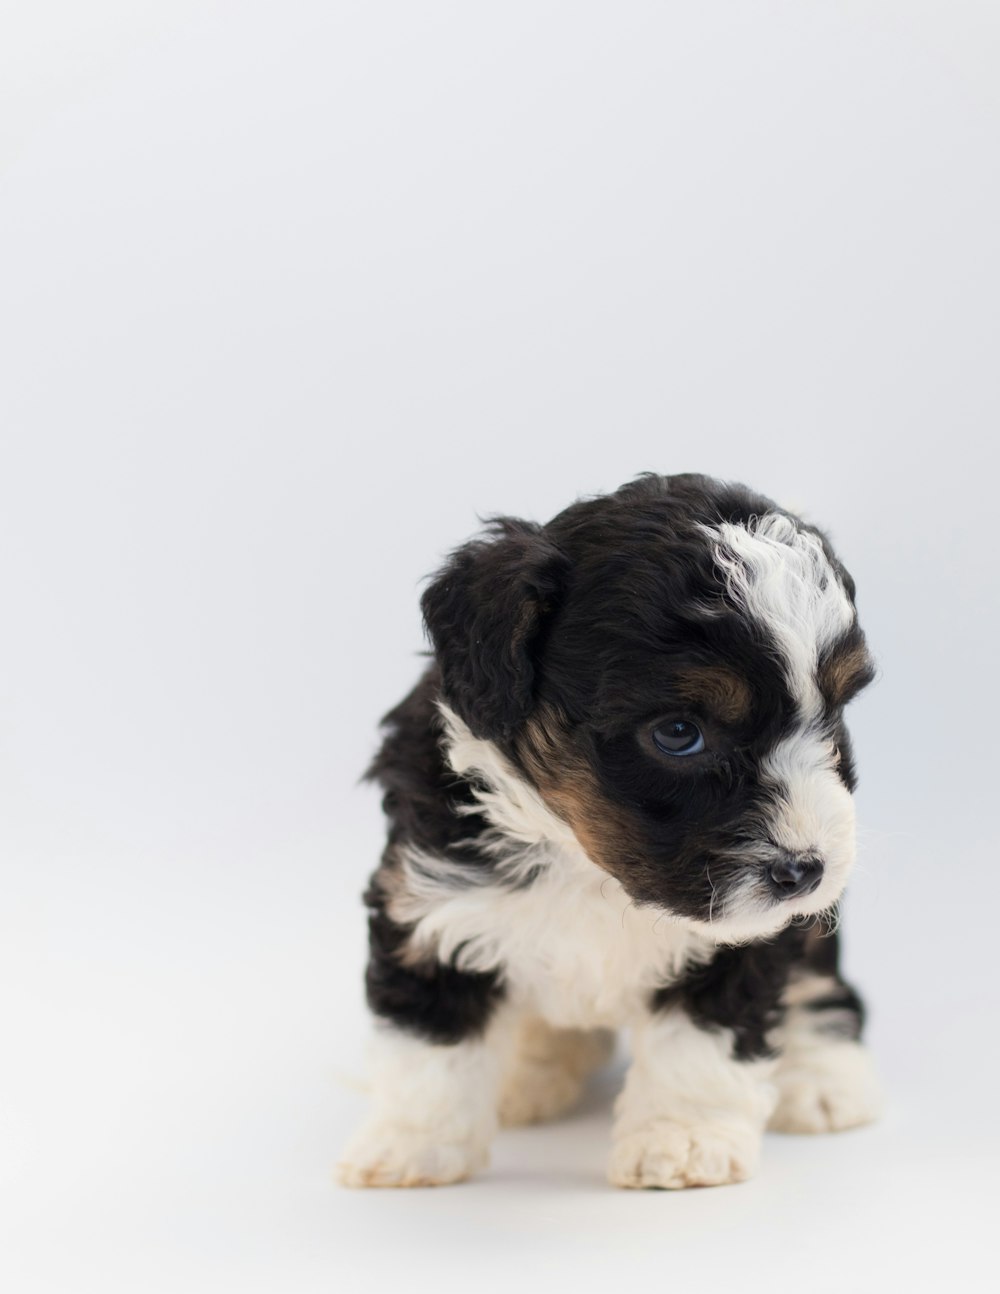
608, 1118, 761, 1190
498, 1025, 615, 1127
769, 1041, 883, 1134
336, 1120, 487, 1188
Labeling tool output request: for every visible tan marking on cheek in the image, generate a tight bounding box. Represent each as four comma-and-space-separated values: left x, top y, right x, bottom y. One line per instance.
534, 774, 621, 876
672, 667, 753, 724
517, 711, 641, 882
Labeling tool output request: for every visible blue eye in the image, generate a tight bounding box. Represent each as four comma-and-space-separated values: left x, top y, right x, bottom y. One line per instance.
652, 721, 705, 756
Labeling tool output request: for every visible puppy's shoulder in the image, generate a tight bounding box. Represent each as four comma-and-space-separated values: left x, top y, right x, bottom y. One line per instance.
365, 665, 486, 858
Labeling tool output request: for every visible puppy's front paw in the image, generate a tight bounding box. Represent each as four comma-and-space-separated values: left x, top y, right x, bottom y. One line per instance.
769, 1041, 883, 1134
608, 1118, 761, 1190
337, 1119, 488, 1188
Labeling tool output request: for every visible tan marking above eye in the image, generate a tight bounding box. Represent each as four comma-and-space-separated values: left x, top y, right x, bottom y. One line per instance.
670, 667, 753, 724
818, 641, 875, 705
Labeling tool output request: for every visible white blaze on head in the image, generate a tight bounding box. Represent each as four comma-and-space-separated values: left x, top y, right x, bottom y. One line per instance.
702, 513, 855, 720
701, 514, 861, 931
763, 727, 856, 865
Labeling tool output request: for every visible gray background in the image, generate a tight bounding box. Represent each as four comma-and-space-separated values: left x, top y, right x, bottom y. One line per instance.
2, 2, 997, 1291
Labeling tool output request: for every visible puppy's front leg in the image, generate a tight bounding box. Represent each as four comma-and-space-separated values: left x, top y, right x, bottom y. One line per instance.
338, 903, 514, 1189
338, 1015, 512, 1188
609, 1008, 776, 1190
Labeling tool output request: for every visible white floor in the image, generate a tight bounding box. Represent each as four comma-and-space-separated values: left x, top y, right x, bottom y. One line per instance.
3, 825, 995, 1294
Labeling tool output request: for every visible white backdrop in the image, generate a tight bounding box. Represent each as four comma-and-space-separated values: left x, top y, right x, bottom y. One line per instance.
2, 3, 998, 1291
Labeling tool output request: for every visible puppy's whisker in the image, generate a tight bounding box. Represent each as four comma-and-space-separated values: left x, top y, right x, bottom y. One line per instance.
706, 865, 719, 927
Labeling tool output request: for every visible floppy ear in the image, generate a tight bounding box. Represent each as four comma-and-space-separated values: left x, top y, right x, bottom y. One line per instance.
421, 518, 570, 742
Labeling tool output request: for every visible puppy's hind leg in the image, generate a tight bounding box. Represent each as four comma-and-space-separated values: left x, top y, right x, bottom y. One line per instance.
498, 1017, 616, 1127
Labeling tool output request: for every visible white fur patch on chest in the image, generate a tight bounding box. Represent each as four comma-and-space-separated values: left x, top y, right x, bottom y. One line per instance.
396, 841, 713, 1027
387, 707, 715, 1029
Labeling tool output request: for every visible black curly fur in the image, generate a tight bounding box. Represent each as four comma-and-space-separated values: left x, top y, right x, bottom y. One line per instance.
653, 928, 809, 1059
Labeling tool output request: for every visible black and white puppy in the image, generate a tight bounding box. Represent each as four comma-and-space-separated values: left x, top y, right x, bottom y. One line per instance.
339, 473, 881, 1190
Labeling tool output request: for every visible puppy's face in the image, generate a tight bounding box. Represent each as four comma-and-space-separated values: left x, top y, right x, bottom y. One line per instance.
423, 475, 874, 943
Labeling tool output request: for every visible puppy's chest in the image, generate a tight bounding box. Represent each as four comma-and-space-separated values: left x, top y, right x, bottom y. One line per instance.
449, 852, 713, 1029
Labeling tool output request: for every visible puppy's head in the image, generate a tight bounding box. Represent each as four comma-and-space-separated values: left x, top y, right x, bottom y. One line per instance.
422, 474, 875, 942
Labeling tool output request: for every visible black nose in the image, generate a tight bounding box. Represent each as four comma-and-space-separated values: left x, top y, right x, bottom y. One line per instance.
767, 855, 824, 900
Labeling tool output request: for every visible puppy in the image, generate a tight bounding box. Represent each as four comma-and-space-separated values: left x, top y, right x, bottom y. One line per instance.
339, 473, 881, 1189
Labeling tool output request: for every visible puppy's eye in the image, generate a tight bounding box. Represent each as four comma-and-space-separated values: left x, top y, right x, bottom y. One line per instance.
651, 721, 705, 757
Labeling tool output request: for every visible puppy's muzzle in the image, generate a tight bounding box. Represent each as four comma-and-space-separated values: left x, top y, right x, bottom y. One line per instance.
766, 853, 824, 900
